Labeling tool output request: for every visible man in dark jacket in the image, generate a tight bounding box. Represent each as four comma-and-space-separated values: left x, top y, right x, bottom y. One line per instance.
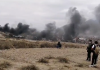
86, 40, 93, 61
89, 41, 100, 67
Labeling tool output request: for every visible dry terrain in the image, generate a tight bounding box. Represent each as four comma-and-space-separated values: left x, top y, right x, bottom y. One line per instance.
0, 48, 100, 70
0, 33, 99, 70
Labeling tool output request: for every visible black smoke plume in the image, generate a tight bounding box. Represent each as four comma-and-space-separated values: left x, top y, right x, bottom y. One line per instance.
0, 22, 29, 35
37, 23, 57, 40
64, 7, 82, 41
1, 5, 100, 42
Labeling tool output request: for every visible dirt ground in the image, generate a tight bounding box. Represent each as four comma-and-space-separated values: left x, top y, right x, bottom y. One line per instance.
0, 48, 100, 70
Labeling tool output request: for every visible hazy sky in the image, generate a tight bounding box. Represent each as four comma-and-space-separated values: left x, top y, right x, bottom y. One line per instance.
0, 0, 100, 30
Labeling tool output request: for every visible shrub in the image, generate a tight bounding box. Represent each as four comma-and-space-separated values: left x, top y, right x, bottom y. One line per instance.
21, 65, 39, 70
40, 42, 56, 48
57, 57, 69, 63
75, 63, 88, 68
0, 39, 87, 50
0, 68, 4, 70
0, 61, 12, 69
64, 65, 70, 69
63, 42, 86, 48
45, 56, 55, 59
38, 58, 49, 63
0, 40, 13, 50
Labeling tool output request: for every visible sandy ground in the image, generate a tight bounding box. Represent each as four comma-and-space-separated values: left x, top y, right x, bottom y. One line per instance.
0, 48, 100, 70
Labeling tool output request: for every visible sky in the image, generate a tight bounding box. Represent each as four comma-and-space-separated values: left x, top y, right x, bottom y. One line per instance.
0, 0, 100, 30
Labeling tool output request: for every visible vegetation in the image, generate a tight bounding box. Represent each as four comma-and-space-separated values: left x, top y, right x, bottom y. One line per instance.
75, 63, 88, 68
0, 39, 87, 50
21, 65, 39, 70
57, 57, 69, 63
44, 56, 55, 59
0, 61, 12, 69
38, 58, 49, 63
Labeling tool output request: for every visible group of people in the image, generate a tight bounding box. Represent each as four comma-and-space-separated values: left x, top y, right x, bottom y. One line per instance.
86, 40, 100, 67
57, 40, 100, 67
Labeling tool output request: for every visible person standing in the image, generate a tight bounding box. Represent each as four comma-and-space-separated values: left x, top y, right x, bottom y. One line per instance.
89, 41, 100, 67
86, 40, 93, 61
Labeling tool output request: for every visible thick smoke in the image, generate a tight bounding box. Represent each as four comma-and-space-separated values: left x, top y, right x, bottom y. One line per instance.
95, 4, 100, 23
36, 23, 57, 40
41, 23, 56, 40
64, 7, 82, 41
0, 22, 29, 35
15, 23, 29, 35
1, 5, 100, 42
63, 5, 100, 41
82, 5, 100, 37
